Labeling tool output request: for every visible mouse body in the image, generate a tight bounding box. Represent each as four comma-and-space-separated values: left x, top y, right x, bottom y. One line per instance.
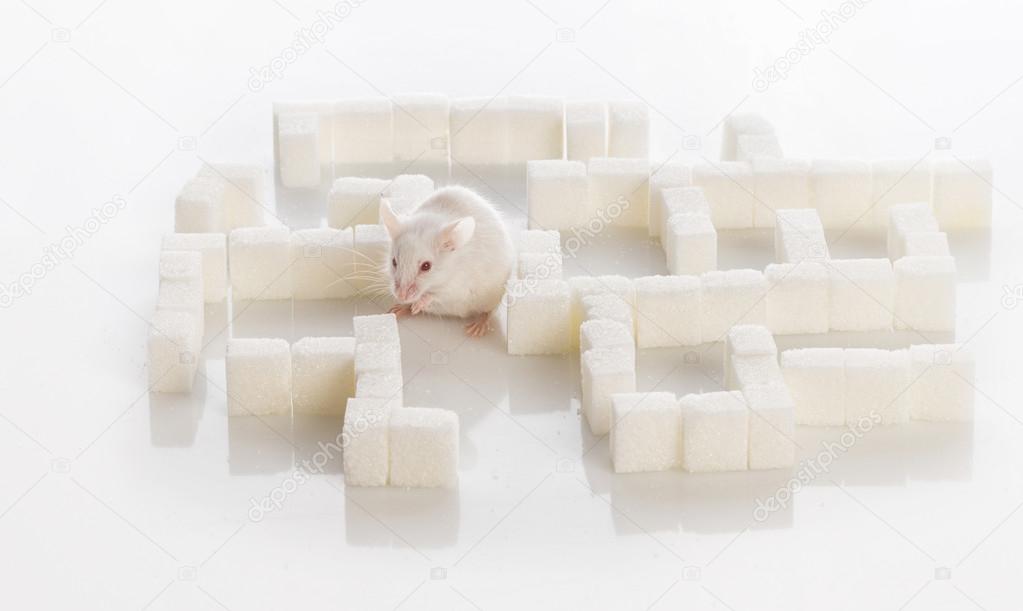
380, 185, 514, 336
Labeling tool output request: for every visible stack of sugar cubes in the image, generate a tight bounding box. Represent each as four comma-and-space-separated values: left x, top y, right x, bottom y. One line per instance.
505, 230, 572, 356
577, 277, 637, 436
343, 314, 459, 489
887, 202, 957, 331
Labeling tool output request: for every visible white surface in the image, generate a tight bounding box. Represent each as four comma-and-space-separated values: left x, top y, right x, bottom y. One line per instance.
1, 1, 1022, 610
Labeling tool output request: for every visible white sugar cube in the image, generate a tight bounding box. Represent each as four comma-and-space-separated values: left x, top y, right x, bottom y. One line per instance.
610, 392, 681, 473
568, 275, 634, 339
290, 228, 357, 300
729, 354, 783, 391
587, 157, 649, 227
355, 341, 402, 378
870, 159, 931, 228
277, 112, 321, 188
752, 158, 811, 228
665, 213, 717, 275
507, 95, 564, 163
147, 309, 200, 393
353, 313, 399, 344
292, 337, 356, 415
845, 349, 910, 425
355, 372, 403, 406
723, 324, 777, 389
229, 227, 292, 300
565, 100, 606, 162
780, 348, 845, 426
332, 99, 393, 165
382, 174, 435, 214
450, 97, 508, 165
328, 177, 388, 228
162, 233, 227, 303
810, 159, 872, 229
226, 338, 292, 416
526, 160, 587, 230
516, 229, 560, 254
692, 162, 756, 228
904, 232, 950, 257
648, 162, 694, 237
744, 384, 796, 469
930, 157, 992, 228
679, 391, 749, 472
580, 319, 634, 355
699, 269, 767, 341
506, 279, 571, 355
908, 344, 974, 421
888, 202, 939, 260
200, 163, 268, 230
774, 208, 829, 263
175, 175, 225, 233
581, 348, 636, 435
353, 224, 390, 292
392, 93, 450, 164
582, 293, 633, 332
894, 256, 956, 331
389, 407, 459, 488
157, 251, 204, 337
607, 100, 648, 158
736, 133, 783, 161
342, 397, 391, 486
633, 275, 701, 348
827, 258, 895, 331
720, 113, 774, 161
273, 100, 333, 166
659, 186, 711, 239
518, 252, 563, 280
764, 262, 829, 335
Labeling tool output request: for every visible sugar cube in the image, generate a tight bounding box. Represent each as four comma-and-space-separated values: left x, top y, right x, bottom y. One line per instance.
580, 319, 634, 355
665, 213, 717, 275
353, 224, 390, 292
225, 338, 292, 416
908, 344, 974, 421
389, 407, 460, 488
582, 293, 633, 334
355, 341, 402, 377
752, 158, 811, 228
175, 175, 225, 233
692, 162, 756, 228
526, 160, 587, 230
632, 275, 701, 348
449, 97, 508, 165
157, 251, 204, 337
720, 113, 775, 161
679, 391, 749, 472
506, 279, 572, 355
507, 95, 564, 163
844, 349, 911, 425
199, 163, 268, 230
568, 275, 634, 337
332, 98, 393, 165
342, 397, 391, 486
354, 372, 403, 407
610, 392, 681, 473
290, 228, 356, 300
277, 112, 321, 188
764, 262, 829, 335
659, 186, 711, 239
292, 337, 356, 415
930, 157, 992, 228
587, 157, 649, 228
744, 384, 796, 469
894, 256, 957, 331
648, 162, 694, 236
827, 258, 895, 331
518, 252, 563, 280
607, 100, 648, 158
870, 159, 931, 229
229, 227, 292, 300
774, 208, 829, 263
353, 313, 400, 345
809, 159, 873, 229
729, 354, 783, 391
736, 133, 783, 161
904, 232, 950, 257
273, 100, 333, 166
162, 233, 227, 303
382, 174, 435, 215
565, 100, 606, 162
780, 348, 846, 426
699, 269, 767, 341
392, 93, 450, 165
147, 309, 200, 393
328, 177, 388, 228
888, 202, 939, 260
581, 348, 636, 435
516, 229, 561, 254
723, 324, 776, 388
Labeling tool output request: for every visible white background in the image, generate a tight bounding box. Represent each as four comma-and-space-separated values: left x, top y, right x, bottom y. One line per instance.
1, 0, 1021, 609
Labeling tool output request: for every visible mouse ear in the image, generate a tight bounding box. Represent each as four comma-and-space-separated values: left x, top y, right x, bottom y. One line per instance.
438, 216, 476, 251
379, 199, 403, 239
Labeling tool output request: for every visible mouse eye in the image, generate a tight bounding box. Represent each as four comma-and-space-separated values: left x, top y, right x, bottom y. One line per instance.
420, 261, 432, 272
391, 258, 397, 268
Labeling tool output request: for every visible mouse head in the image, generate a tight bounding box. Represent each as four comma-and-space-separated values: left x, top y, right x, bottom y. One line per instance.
379, 200, 476, 303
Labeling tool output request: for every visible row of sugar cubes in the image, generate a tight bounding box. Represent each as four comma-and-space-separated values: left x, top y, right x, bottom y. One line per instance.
274, 96, 651, 188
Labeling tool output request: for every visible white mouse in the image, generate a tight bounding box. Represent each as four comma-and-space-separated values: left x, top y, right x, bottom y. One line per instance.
379, 185, 514, 337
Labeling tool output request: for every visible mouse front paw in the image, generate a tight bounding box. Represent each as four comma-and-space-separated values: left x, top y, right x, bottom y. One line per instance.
410, 294, 433, 315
